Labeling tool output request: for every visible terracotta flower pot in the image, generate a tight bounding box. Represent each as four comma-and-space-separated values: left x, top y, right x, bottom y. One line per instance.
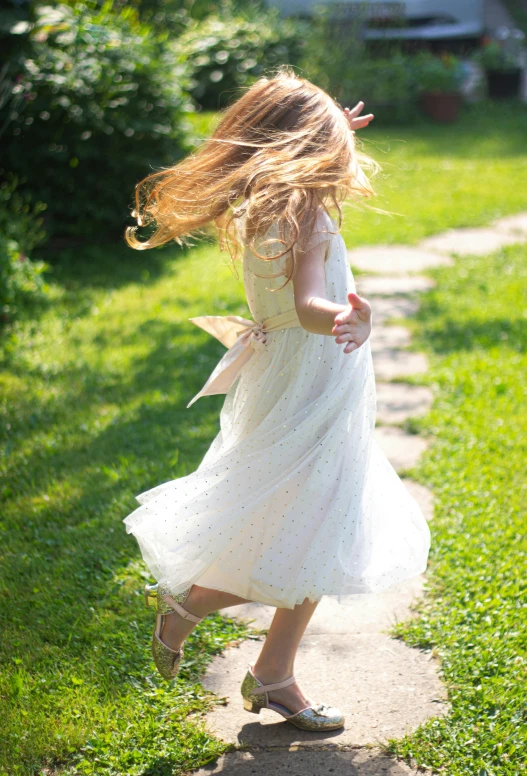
421, 91, 463, 123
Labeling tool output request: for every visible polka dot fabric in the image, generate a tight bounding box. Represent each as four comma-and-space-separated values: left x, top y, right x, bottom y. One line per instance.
123, 210, 431, 609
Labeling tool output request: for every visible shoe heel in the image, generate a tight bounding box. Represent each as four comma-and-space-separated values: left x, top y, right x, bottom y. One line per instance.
144, 583, 158, 609
243, 698, 261, 714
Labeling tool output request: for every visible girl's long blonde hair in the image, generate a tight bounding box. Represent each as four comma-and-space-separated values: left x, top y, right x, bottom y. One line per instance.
126, 67, 378, 289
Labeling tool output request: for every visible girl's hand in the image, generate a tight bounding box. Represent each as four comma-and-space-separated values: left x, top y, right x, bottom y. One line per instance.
332, 292, 372, 354
344, 102, 374, 132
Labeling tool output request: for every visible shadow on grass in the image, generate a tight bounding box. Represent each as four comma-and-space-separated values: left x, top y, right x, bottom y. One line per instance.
412, 314, 527, 355
2, 322, 228, 619
1, 238, 222, 368
41, 238, 191, 292
0, 307, 247, 772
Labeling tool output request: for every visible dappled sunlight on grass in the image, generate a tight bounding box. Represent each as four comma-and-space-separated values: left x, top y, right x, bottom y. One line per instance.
0, 242, 251, 774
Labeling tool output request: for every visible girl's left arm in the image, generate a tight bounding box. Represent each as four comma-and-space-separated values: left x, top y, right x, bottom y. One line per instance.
292, 240, 372, 355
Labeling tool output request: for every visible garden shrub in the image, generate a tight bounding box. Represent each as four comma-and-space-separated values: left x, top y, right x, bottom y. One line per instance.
2, 1, 193, 239
0, 174, 49, 325
178, 4, 308, 109
413, 51, 465, 94
338, 55, 417, 121
301, 10, 419, 123
307, 51, 418, 123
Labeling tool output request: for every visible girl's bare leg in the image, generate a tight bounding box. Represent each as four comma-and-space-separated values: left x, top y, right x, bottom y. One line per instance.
252, 597, 319, 714
160, 584, 251, 650
161, 587, 320, 715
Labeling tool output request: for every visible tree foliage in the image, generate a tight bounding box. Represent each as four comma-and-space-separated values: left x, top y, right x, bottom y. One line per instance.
2, 2, 193, 238
178, 4, 308, 109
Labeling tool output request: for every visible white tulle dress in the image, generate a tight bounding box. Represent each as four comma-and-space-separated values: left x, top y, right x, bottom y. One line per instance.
123, 210, 431, 609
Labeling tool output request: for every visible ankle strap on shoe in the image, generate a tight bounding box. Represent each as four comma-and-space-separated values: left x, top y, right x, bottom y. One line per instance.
251, 674, 296, 694
163, 594, 203, 624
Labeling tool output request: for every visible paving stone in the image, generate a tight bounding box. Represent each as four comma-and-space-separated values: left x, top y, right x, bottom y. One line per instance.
371, 325, 412, 352
306, 579, 426, 636
492, 212, 527, 237
202, 634, 446, 749
374, 427, 429, 472
376, 383, 433, 425
356, 275, 435, 296
420, 228, 519, 256
221, 576, 425, 636
192, 749, 419, 774
349, 246, 452, 274
402, 480, 435, 522
371, 297, 419, 324
221, 601, 274, 632
374, 351, 428, 381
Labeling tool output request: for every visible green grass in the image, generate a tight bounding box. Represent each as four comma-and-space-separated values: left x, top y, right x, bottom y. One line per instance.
344, 103, 527, 246
0, 242, 253, 775
388, 243, 527, 774
2, 103, 527, 774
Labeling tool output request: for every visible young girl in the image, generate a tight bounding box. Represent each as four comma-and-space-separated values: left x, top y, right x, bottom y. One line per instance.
123, 68, 430, 732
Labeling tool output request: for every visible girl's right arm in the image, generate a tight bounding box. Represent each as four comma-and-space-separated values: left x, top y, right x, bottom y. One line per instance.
292, 240, 372, 355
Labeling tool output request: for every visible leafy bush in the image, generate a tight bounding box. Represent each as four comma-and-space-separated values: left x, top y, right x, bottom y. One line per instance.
305, 52, 417, 122
413, 52, 464, 94
2, 2, 193, 239
340, 55, 415, 107
0, 175, 48, 325
178, 5, 308, 109
474, 33, 526, 72
301, 12, 417, 122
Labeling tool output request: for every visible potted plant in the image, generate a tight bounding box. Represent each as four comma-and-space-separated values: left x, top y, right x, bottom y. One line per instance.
339, 54, 417, 124
475, 30, 526, 100
414, 52, 464, 123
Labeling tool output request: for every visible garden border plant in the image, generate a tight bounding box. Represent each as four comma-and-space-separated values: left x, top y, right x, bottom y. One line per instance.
0, 173, 49, 328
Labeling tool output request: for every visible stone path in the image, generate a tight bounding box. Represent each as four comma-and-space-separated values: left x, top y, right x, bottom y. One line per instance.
193, 214, 527, 775
195, 751, 421, 774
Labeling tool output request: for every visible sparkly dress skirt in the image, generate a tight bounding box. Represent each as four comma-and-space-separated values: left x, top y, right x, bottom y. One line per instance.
123, 214, 431, 609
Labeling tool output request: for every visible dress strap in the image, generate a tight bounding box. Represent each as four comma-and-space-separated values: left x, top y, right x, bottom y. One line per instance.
186, 309, 301, 408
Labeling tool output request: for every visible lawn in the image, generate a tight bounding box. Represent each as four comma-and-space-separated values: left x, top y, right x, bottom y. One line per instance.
0, 241, 253, 775
1, 102, 526, 774
389, 242, 527, 775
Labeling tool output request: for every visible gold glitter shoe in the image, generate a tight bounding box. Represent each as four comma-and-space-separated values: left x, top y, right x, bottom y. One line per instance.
144, 583, 203, 680
240, 664, 344, 731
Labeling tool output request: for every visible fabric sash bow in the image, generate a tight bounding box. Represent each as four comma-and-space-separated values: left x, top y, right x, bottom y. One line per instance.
187, 308, 301, 408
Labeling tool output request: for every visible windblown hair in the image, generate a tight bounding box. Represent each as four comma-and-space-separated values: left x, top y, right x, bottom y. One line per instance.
126, 67, 378, 289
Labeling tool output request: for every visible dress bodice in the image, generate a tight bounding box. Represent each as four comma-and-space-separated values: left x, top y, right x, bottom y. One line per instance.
242, 209, 353, 323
